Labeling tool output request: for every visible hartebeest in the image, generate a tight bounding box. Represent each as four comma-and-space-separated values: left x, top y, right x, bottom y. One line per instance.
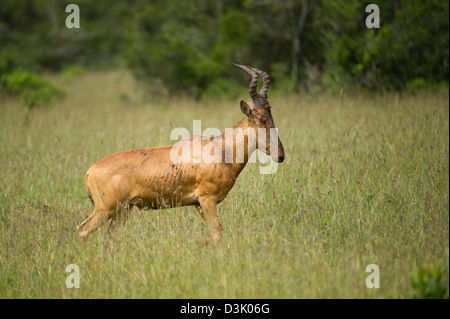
77, 64, 285, 242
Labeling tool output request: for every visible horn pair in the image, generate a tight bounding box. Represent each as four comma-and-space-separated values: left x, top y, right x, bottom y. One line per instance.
233, 63, 270, 107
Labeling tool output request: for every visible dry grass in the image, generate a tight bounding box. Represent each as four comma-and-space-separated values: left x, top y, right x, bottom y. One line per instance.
0, 70, 448, 298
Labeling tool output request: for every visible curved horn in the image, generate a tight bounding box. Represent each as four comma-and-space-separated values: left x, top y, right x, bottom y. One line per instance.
250, 67, 270, 99
233, 63, 260, 103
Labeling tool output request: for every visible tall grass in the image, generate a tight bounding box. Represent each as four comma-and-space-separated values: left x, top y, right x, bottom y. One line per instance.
0, 70, 448, 298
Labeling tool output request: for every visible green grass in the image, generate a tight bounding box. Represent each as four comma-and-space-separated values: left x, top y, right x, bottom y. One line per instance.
0, 70, 448, 298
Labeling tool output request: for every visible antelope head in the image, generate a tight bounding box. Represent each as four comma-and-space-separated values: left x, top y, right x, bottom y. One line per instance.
234, 63, 285, 163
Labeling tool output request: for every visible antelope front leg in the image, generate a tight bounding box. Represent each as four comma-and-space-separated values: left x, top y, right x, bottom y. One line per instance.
198, 197, 222, 243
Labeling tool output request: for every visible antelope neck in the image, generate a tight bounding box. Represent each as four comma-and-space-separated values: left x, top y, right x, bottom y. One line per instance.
221, 116, 258, 177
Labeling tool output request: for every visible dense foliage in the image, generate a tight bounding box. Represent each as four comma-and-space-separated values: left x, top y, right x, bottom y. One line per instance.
0, 0, 448, 97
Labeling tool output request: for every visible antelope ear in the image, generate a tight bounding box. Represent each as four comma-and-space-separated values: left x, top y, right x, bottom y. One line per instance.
240, 100, 253, 117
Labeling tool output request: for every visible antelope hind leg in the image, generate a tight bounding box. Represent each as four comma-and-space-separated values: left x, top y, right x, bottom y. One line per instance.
77, 208, 116, 241
108, 203, 130, 235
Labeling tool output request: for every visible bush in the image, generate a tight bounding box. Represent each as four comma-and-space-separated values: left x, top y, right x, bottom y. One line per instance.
406, 78, 429, 92
1, 69, 65, 108
60, 64, 87, 81
411, 264, 449, 299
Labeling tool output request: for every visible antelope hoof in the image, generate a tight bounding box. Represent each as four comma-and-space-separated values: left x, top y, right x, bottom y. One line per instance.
211, 232, 222, 244
77, 230, 89, 242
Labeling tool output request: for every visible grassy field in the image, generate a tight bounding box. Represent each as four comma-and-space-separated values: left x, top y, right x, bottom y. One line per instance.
0, 70, 448, 298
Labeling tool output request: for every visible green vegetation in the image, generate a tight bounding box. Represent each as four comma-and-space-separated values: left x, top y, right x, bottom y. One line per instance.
0, 0, 448, 299
1, 69, 65, 108
0, 0, 448, 99
0, 71, 448, 298
411, 264, 449, 299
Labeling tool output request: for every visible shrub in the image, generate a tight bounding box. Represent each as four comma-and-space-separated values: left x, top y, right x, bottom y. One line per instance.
1, 69, 65, 108
411, 264, 449, 299
406, 78, 428, 92
60, 64, 87, 81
